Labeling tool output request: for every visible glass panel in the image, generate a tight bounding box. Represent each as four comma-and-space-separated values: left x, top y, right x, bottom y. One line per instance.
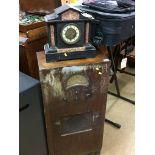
61, 113, 92, 136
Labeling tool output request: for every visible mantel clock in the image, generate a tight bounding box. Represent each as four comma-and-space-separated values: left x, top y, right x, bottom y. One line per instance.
44, 4, 96, 62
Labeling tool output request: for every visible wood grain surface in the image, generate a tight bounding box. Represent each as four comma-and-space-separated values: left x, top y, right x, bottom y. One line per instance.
37, 47, 110, 155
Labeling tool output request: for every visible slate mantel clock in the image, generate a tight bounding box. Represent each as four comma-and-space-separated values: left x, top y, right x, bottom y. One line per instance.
44, 4, 96, 62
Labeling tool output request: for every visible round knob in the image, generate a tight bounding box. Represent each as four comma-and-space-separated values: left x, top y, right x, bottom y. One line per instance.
63, 97, 69, 104
86, 93, 91, 97
54, 121, 60, 126
85, 92, 92, 99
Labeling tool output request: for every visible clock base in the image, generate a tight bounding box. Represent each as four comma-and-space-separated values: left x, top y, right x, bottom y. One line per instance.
44, 43, 97, 62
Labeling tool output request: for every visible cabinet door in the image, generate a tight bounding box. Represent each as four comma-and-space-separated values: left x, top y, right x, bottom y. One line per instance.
40, 62, 109, 120
40, 63, 109, 119
52, 112, 104, 155
40, 62, 109, 155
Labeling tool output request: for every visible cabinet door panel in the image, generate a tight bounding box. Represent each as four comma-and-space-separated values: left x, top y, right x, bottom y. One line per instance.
40, 62, 109, 119
39, 60, 110, 155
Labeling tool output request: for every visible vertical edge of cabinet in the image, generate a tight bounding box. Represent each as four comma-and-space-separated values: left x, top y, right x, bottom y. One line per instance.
39, 68, 56, 155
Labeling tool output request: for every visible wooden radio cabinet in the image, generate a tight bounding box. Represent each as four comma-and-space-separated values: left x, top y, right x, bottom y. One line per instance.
37, 50, 110, 155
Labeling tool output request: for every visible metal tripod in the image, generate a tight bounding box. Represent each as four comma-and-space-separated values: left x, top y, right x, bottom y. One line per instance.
105, 39, 135, 129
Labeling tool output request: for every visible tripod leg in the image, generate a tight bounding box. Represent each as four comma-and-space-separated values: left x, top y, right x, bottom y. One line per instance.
105, 118, 121, 129
107, 46, 120, 96
109, 45, 120, 83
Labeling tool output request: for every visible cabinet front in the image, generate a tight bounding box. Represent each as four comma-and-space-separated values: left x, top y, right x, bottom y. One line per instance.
40, 62, 109, 120
40, 62, 109, 155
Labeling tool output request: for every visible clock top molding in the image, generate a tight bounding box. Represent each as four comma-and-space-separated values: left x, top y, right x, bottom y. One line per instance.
44, 4, 93, 22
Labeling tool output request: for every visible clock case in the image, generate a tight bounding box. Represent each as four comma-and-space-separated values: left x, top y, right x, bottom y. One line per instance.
44, 4, 96, 62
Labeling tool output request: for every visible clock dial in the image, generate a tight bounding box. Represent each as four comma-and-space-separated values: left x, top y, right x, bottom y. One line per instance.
61, 24, 81, 45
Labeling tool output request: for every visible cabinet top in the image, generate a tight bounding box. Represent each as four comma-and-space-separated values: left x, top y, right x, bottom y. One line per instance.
20, 0, 60, 14
37, 48, 109, 70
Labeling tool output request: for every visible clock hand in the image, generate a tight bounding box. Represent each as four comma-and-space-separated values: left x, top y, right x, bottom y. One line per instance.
65, 28, 77, 41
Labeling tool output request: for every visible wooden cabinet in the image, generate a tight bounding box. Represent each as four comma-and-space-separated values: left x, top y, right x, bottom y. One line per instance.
19, 33, 47, 79
19, 0, 62, 79
20, 0, 61, 14
37, 50, 110, 155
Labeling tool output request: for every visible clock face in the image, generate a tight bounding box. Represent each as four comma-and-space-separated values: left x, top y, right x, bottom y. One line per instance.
61, 24, 81, 45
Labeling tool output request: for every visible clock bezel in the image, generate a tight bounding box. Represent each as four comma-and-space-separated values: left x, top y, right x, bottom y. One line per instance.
60, 23, 81, 45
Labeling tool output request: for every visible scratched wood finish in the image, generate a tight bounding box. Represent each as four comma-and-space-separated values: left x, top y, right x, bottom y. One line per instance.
19, 21, 46, 33
37, 50, 110, 155
26, 26, 47, 42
